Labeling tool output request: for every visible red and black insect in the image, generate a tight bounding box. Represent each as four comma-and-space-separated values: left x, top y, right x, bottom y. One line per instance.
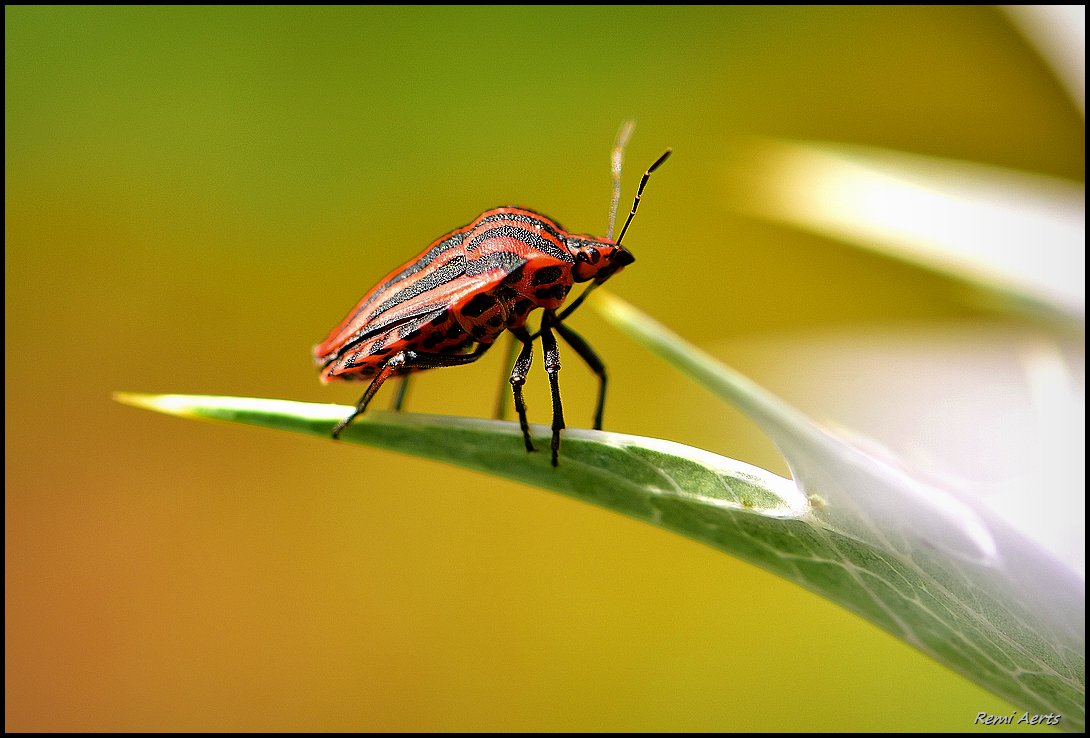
314, 124, 670, 465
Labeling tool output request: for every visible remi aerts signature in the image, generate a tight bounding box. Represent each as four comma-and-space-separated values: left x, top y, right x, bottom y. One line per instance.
974, 711, 1062, 727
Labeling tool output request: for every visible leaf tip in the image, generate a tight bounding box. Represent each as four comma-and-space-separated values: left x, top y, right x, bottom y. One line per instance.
113, 391, 155, 409
112, 392, 200, 418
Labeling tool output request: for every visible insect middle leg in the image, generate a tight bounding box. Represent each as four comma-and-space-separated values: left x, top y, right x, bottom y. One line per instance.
493, 333, 518, 421
391, 376, 411, 411
332, 344, 492, 439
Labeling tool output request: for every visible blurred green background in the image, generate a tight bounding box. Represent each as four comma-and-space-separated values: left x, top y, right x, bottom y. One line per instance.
6, 6, 1082, 731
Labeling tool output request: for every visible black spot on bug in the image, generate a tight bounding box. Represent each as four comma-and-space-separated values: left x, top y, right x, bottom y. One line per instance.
430, 313, 449, 326
471, 326, 488, 338
446, 324, 464, 338
497, 286, 518, 300
462, 293, 497, 318
422, 333, 444, 349
531, 266, 563, 286
514, 298, 532, 314
534, 285, 568, 301
591, 250, 601, 263
502, 266, 525, 285
487, 316, 503, 328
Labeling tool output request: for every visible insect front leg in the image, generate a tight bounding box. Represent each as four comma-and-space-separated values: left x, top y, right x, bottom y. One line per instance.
539, 312, 566, 467
332, 345, 492, 439
508, 327, 536, 453
552, 321, 607, 431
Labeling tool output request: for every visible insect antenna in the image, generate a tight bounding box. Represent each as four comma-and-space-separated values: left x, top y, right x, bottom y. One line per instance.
615, 147, 672, 246
554, 142, 671, 325
607, 119, 636, 240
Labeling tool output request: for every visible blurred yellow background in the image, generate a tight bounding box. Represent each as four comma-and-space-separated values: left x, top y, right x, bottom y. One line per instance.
6, 6, 1082, 731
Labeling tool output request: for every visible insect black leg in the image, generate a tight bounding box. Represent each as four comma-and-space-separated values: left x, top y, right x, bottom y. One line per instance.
494, 333, 518, 421
391, 375, 411, 412
539, 312, 565, 467
332, 355, 405, 439
553, 321, 607, 431
555, 282, 599, 323
332, 344, 492, 439
508, 327, 536, 453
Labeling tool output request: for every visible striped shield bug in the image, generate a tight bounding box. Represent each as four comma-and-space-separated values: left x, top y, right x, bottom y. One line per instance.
314, 122, 670, 465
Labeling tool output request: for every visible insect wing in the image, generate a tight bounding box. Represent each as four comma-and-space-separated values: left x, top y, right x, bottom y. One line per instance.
316, 251, 529, 365
314, 230, 468, 360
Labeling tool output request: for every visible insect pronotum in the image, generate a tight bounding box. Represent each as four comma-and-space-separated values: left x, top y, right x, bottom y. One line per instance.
314, 123, 670, 465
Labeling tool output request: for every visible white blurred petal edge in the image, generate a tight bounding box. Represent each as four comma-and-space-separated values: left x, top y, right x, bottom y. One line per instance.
732, 138, 1085, 319
1002, 4, 1085, 115
717, 321, 1085, 579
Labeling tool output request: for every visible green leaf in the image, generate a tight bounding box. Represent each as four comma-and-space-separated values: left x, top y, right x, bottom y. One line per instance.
113, 391, 807, 524
590, 291, 1084, 731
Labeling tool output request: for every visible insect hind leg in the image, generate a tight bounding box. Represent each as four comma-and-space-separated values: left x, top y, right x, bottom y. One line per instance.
331, 345, 493, 439
332, 353, 407, 439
